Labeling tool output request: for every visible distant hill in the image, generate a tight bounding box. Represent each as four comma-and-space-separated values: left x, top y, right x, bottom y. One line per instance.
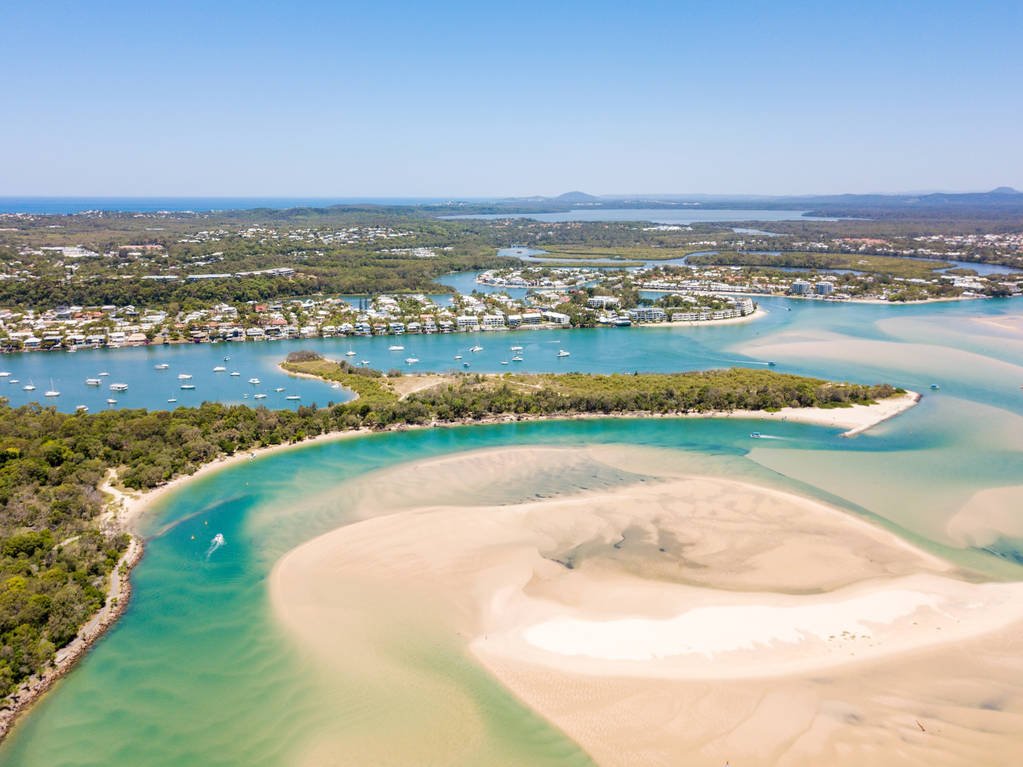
989, 186, 1020, 195
553, 191, 601, 203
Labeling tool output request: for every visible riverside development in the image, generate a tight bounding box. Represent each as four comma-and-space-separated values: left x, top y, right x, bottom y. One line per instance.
2, 201, 1023, 766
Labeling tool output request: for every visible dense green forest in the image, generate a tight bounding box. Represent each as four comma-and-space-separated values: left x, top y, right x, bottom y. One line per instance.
0, 356, 903, 698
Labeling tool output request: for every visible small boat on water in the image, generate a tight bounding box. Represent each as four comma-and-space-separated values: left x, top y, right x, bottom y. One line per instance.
388, 345, 405, 351
557, 349, 571, 358
930, 383, 941, 390
750, 432, 762, 439
767, 361, 777, 367
178, 373, 193, 380
230, 371, 240, 377
248, 377, 261, 385
274, 387, 285, 392
405, 357, 419, 365
98, 372, 110, 377
345, 348, 357, 357
223, 356, 230, 361
0, 372, 9, 378
23, 382, 36, 392
85, 378, 101, 386
500, 361, 509, 365
109, 383, 129, 392
286, 395, 301, 401
510, 345, 523, 352
470, 345, 483, 353
254, 393, 267, 399
512, 355, 524, 362
463, 361, 470, 368
8, 379, 18, 384
167, 398, 178, 403
180, 384, 196, 390
360, 360, 370, 366
106, 398, 117, 405
45, 380, 60, 397
76, 405, 89, 413
154, 363, 169, 370
213, 366, 226, 373
454, 354, 463, 360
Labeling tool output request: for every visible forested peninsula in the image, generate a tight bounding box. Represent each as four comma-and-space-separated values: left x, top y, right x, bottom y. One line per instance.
0, 357, 904, 732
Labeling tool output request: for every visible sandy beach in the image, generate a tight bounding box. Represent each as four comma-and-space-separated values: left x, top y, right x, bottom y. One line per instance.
270, 445, 1023, 766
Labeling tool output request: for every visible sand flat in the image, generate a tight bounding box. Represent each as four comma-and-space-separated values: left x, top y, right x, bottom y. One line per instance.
270, 446, 1023, 766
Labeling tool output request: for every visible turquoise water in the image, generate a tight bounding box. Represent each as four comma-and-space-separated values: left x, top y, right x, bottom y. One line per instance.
8, 293, 1020, 414
2, 296, 1023, 764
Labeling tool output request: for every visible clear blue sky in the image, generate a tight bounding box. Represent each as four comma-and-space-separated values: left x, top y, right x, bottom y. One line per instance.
2, 1, 1020, 197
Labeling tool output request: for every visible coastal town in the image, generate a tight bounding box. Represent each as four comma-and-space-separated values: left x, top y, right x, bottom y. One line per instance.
4, 243, 1023, 353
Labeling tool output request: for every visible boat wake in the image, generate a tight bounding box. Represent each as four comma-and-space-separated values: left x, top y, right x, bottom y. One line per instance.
206, 533, 226, 559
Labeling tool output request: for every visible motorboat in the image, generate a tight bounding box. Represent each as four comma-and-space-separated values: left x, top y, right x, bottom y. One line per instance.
177, 373, 193, 380
106, 398, 117, 405
557, 349, 571, 358
154, 363, 169, 370
248, 377, 261, 385
750, 432, 762, 439
167, 398, 178, 403
469, 345, 483, 353
230, 371, 240, 377
213, 366, 226, 373
85, 378, 102, 386
180, 384, 196, 390
405, 357, 419, 364
274, 387, 285, 392
286, 395, 301, 401
510, 345, 523, 352
388, 345, 405, 351
75, 405, 89, 413
512, 355, 524, 362
454, 354, 463, 360
253, 393, 267, 400
99, 372, 110, 377
23, 382, 36, 392
109, 383, 129, 392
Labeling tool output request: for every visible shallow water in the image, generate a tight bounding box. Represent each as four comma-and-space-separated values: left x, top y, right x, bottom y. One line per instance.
3, 297, 1023, 764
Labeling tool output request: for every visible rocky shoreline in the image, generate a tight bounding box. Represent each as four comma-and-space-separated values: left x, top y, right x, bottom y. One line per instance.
0, 535, 144, 741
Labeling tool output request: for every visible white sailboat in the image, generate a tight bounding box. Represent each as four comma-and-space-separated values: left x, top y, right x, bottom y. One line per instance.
44, 380, 60, 397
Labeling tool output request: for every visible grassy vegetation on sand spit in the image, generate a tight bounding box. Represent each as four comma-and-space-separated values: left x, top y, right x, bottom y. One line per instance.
0, 355, 900, 711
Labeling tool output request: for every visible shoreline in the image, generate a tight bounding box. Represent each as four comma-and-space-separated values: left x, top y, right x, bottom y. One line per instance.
0, 390, 918, 741
631, 305, 767, 327
269, 447, 1023, 764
